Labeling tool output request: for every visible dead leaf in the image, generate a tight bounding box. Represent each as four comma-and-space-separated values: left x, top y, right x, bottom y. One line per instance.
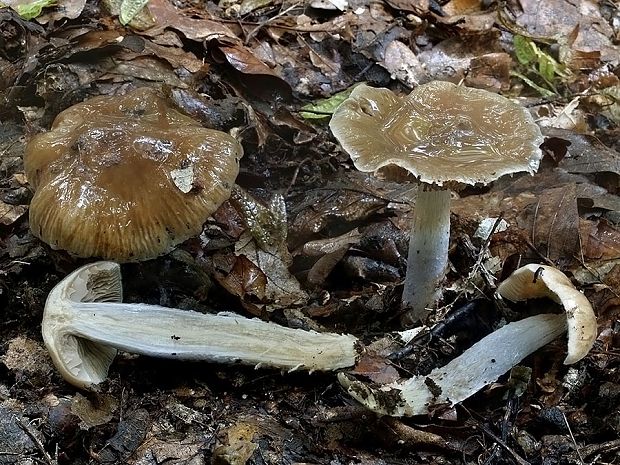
37, 0, 86, 22
418, 31, 506, 83
382, 40, 429, 88
102, 56, 189, 87
166, 88, 244, 132
301, 228, 361, 257
352, 353, 401, 385
437, 0, 497, 31
383, 0, 428, 14
465, 52, 512, 92
515, 0, 617, 64
221, 187, 308, 312
288, 183, 390, 249
217, 254, 268, 315
0, 201, 27, 225
528, 183, 579, 264
137, 0, 238, 40
579, 219, 620, 261
342, 256, 401, 283
239, 0, 273, 16
142, 40, 205, 73
212, 416, 290, 465
307, 247, 349, 287
211, 37, 282, 78
235, 232, 308, 312
71, 393, 119, 429
543, 128, 620, 179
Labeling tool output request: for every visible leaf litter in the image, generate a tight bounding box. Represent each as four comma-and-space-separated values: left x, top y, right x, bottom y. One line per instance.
0, 0, 619, 463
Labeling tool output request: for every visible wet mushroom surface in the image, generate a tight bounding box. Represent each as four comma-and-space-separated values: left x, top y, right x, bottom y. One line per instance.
25, 88, 242, 261
330, 82, 544, 321
1, 4, 619, 464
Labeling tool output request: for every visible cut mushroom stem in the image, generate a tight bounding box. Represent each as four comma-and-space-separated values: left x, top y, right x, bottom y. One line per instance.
43, 262, 360, 389
402, 186, 451, 322
339, 313, 568, 417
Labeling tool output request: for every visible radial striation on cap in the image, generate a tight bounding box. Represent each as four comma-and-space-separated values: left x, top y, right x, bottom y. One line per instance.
25, 88, 242, 261
329, 81, 544, 186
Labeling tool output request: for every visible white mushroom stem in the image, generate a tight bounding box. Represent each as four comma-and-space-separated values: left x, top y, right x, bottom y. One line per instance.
497, 264, 597, 364
339, 313, 568, 417
402, 186, 451, 322
43, 262, 359, 389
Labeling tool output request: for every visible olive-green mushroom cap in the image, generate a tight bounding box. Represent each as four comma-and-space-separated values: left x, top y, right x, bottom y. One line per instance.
329, 81, 544, 186
25, 88, 242, 261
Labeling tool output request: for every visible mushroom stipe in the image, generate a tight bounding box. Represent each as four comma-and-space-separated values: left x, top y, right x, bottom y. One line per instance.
43, 262, 359, 389
44, 263, 596, 419
329, 82, 544, 322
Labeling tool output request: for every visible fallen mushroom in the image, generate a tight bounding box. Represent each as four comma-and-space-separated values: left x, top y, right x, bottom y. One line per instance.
497, 264, 597, 364
339, 313, 568, 416
24, 87, 242, 262
329, 82, 543, 322
43, 261, 359, 389
338, 264, 596, 417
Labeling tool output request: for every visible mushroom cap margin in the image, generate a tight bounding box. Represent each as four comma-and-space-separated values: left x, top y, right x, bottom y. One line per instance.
329, 82, 544, 186
42, 262, 122, 389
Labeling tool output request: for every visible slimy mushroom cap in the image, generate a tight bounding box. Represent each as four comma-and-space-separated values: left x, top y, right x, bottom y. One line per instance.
329, 81, 544, 186
25, 88, 242, 261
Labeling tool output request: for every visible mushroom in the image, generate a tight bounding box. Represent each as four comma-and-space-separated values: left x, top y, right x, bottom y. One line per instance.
43, 261, 359, 389
329, 82, 544, 322
339, 313, 568, 416
339, 264, 596, 417
497, 264, 597, 364
24, 88, 242, 262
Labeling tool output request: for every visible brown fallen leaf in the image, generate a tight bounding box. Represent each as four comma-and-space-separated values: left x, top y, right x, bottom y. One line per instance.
211, 37, 283, 78
465, 52, 512, 92
130, 0, 238, 40
352, 353, 401, 385
102, 56, 189, 87
382, 40, 429, 88
288, 184, 390, 249
307, 247, 349, 287
235, 232, 308, 312
71, 393, 119, 429
418, 31, 507, 84
579, 219, 620, 261
529, 183, 579, 264
217, 254, 268, 316
0, 201, 27, 225
542, 128, 620, 179
383, 0, 429, 15
219, 188, 308, 312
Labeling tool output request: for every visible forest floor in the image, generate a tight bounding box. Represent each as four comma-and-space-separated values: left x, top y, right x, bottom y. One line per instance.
0, 0, 619, 464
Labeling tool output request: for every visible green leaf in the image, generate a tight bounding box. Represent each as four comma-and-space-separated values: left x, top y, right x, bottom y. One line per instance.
14, 0, 56, 19
119, 0, 149, 25
299, 86, 358, 120
537, 53, 557, 82
510, 70, 556, 98
513, 35, 536, 65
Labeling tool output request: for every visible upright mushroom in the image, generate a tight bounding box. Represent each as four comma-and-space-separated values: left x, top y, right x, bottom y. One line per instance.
25, 88, 242, 261
330, 82, 544, 322
43, 261, 359, 389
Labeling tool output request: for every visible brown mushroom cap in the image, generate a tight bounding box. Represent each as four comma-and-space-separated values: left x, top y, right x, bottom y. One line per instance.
25, 88, 242, 261
329, 81, 544, 186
